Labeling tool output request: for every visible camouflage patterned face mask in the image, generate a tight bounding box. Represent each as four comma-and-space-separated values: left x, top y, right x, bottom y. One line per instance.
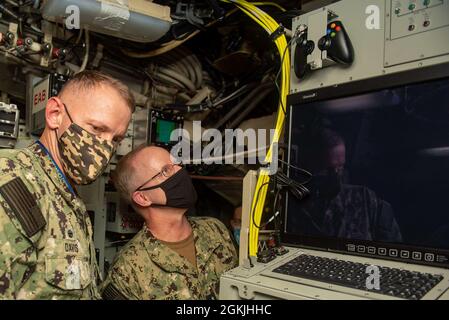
57, 104, 115, 185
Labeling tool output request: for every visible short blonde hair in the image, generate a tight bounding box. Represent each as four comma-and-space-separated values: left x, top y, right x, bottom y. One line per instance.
112, 144, 148, 203
59, 70, 135, 113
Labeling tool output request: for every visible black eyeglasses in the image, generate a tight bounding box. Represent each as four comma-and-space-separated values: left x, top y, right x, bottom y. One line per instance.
136, 164, 180, 191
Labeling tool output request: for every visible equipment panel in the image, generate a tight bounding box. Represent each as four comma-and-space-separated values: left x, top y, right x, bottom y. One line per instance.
386, 0, 449, 66
289, 0, 449, 98
0, 102, 20, 148
390, 0, 447, 39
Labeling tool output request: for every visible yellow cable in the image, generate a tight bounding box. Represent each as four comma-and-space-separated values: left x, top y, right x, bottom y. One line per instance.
245, 2, 289, 256
250, 2, 286, 12
221, 0, 290, 256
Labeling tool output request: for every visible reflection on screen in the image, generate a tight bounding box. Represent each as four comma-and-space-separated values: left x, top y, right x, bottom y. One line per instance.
287, 78, 449, 250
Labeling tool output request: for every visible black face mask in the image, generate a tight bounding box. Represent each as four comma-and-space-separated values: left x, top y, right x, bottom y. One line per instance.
139, 168, 198, 209
312, 168, 344, 198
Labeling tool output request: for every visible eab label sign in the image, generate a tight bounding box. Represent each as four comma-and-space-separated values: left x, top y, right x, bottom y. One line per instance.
32, 76, 50, 114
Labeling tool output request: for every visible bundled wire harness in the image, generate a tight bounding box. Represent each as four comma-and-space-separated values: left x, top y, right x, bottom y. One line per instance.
220, 0, 291, 258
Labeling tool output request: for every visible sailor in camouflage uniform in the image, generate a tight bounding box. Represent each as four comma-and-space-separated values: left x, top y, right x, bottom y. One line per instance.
101, 146, 238, 300
0, 71, 134, 299
289, 127, 402, 242
291, 184, 403, 242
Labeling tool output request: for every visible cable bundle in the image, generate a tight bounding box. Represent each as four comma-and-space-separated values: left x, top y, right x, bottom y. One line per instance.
251, 168, 311, 231
275, 171, 310, 201
220, 0, 291, 257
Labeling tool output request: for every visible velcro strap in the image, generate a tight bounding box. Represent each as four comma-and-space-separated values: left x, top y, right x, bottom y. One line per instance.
0, 177, 46, 237
102, 283, 128, 300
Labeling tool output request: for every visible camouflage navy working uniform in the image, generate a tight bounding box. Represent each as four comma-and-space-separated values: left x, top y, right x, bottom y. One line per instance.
101, 216, 238, 300
289, 184, 403, 242
0, 142, 100, 299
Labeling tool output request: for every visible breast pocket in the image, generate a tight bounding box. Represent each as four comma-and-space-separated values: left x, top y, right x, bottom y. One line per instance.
44, 239, 92, 290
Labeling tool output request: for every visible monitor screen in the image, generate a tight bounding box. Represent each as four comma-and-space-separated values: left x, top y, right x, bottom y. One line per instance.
155, 118, 177, 144
285, 77, 449, 267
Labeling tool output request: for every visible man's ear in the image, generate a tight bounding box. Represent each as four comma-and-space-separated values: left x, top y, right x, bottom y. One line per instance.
132, 190, 152, 208
45, 97, 64, 130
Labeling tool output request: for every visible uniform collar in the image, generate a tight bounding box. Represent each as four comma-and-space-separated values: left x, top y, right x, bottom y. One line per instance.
28, 142, 78, 201
142, 217, 222, 275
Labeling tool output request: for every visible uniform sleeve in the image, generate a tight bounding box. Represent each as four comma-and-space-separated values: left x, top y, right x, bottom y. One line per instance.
210, 218, 239, 269
100, 256, 142, 300
0, 203, 35, 299
0, 170, 46, 300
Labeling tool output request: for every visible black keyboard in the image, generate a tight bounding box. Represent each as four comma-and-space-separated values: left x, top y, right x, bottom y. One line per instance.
272, 254, 444, 300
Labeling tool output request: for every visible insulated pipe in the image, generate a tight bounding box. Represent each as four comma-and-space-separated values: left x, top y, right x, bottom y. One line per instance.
178, 57, 196, 88
165, 52, 190, 78
189, 54, 203, 88
177, 92, 192, 102
0, 4, 19, 20
65, 61, 81, 73
187, 87, 211, 105
91, 43, 104, 68
152, 89, 175, 101
153, 97, 176, 103
202, 71, 213, 85
189, 56, 203, 89
158, 66, 196, 92
77, 29, 89, 73
228, 86, 274, 129
182, 57, 197, 88
176, 54, 193, 79
75, 29, 83, 45
180, 50, 202, 89
121, 30, 200, 58
212, 82, 258, 106
153, 83, 178, 95
153, 97, 175, 106
214, 82, 272, 129
143, 79, 150, 95
152, 72, 186, 90
169, 60, 190, 79
172, 50, 197, 87
157, 96, 175, 104
130, 89, 149, 106
158, 55, 189, 78
151, 90, 176, 103
5, 1, 19, 7
159, 59, 187, 78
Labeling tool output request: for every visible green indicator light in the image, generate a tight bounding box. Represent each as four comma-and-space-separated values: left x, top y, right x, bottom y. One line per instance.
331, 32, 336, 37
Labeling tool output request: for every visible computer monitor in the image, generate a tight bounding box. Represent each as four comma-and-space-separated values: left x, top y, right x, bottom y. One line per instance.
148, 109, 184, 149
155, 118, 177, 145
284, 76, 449, 269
